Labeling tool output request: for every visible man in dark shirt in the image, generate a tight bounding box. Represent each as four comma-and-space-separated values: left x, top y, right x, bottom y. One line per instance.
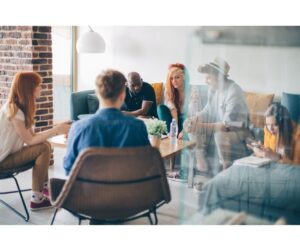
121, 72, 158, 118
64, 69, 150, 175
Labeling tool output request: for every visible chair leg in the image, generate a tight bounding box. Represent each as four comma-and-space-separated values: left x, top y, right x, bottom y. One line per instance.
149, 208, 158, 225
153, 211, 158, 225
147, 212, 154, 225
0, 176, 30, 222
50, 208, 59, 225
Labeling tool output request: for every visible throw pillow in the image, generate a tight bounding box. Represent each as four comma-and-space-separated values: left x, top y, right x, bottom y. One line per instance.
87, 94, 100, 114
244, 92, 274, 128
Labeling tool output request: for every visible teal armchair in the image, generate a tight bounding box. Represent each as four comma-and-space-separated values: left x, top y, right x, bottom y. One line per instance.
281, 92, 300, 124
70, 90, 99, 120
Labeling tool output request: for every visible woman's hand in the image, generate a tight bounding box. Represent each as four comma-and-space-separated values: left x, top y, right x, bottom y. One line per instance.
252, 146, 266, 158
177, 130, 184, 139
247, 142, 266, 158
183, 117, 197, 133
55, 121, 71, 135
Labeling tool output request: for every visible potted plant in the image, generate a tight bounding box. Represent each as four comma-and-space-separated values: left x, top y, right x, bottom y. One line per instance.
146, 119, 167, 148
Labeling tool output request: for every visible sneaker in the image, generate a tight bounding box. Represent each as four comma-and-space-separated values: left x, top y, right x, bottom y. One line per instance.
193, 182, 203, 193
30, 196, 53, 211
43, 187, 49, 198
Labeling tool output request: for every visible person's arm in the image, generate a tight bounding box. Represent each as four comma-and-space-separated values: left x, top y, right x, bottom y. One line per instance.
12, 118, 70, 146
196, 122, 226, 131
183, 115, 227, 134
251, 146, 281, 161
63, 123, 80, 175
122, 100, 153, 117
168, 106, 178, 121
222, 85, 248, 129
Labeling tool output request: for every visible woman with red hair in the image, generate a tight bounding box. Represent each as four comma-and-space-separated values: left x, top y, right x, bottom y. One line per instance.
157, 63, 189, 133
0, 72, 70, 210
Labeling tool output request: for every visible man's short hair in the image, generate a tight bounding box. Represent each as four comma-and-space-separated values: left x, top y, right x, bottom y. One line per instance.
96, 69, 126, 102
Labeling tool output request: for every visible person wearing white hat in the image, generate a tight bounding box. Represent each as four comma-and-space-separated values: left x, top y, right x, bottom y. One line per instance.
183, 57, 252, 173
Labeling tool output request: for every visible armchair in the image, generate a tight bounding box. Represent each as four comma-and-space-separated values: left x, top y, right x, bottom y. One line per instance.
50, 146, 171, 225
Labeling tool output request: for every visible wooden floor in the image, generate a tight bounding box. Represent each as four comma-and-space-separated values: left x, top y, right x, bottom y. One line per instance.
0, 148, 205, 225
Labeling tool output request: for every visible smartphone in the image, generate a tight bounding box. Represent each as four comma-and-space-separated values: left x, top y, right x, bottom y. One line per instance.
246, 137, 261, 148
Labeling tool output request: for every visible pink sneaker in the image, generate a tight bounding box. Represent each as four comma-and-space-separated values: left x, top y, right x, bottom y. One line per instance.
43, 187, 49, 198
30, 196, 53, 211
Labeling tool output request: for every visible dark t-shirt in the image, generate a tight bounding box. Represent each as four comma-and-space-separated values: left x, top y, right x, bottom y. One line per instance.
122, 82, 158, 117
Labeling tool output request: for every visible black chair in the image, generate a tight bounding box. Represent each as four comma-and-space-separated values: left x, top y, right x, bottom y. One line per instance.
0, 163, 33, 222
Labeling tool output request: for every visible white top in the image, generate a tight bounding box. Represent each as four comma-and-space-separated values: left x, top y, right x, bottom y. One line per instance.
0, 102, 25, 162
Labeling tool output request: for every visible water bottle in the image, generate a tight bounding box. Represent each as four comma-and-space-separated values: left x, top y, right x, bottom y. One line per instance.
170, 118, 178, 145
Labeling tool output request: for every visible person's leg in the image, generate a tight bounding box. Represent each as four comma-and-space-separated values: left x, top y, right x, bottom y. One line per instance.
188, 127, 213, 172
31, 142, 51, 192
0, 142, 52, 209
0, 142, 51, 192
157, 104, 172, 132
214, 130, 251, 170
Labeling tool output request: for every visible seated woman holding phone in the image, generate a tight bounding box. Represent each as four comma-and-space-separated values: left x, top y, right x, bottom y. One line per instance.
0, 72, 71, 210
248, 102, 300, 164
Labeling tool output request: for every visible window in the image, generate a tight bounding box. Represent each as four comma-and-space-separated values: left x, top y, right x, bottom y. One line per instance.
52, 26, 73, 121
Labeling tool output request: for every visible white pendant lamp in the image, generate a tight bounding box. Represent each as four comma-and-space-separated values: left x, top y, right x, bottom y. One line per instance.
76, 26, 106, 53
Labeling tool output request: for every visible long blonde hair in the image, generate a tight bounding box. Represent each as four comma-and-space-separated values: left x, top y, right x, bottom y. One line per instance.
7, 72, 42, 128
165, 63, 187, 113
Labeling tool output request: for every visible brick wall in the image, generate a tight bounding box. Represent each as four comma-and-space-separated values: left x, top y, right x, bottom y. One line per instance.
0, 26, 54, 164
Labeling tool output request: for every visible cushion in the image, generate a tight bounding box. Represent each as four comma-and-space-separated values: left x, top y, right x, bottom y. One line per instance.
244, 92, 274, 128
87, 94, 99, 114
281, 92, 300, 124
150, 82, 163, 105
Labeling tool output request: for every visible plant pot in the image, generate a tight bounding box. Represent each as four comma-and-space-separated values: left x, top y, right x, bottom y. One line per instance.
149, 135, 161, 148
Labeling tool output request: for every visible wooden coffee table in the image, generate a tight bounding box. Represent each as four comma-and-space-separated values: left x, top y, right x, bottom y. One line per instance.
49, 135, 196, 188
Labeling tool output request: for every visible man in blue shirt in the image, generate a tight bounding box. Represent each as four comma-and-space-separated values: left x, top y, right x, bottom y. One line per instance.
64, 69, 150, 175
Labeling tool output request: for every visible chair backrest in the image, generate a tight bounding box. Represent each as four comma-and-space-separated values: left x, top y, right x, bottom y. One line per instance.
52, 146, 171, 220
150, 82, 164, 105
70, 90, 95, 120
244, 92, 274, 128
281, 92, 300, 124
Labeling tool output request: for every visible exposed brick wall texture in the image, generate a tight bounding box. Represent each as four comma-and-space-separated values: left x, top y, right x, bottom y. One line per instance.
0, 26, 54, 164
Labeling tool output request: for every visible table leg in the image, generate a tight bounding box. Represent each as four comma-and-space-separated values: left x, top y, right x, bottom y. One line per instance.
169, 155, 175, 170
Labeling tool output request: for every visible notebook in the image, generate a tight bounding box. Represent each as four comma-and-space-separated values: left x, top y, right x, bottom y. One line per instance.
234, 155, 272, 167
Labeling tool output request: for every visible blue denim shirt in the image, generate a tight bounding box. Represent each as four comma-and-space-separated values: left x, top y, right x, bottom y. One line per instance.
63, 108, 150, 175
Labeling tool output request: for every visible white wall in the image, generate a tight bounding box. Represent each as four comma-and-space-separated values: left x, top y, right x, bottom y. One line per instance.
77, 26, 300, 96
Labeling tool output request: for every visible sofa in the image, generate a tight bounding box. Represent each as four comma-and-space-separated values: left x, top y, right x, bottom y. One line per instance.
70, 82, 164, 121
199, 162, 300, 224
